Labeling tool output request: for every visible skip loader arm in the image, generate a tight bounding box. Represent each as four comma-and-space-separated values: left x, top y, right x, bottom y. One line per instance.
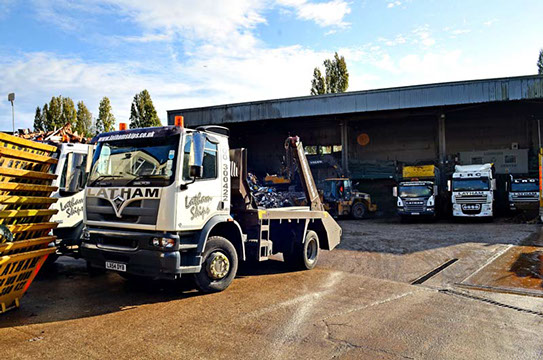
285, 136, 324, 212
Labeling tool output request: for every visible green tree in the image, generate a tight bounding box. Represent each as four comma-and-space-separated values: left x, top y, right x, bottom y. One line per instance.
33, 106, 45, 132
538, 49, 543, 75
61, 97, 77, 129
129, 89, 161, 129
75, 101, 92, 137
310, 52, 349, 95
46, 96, 62, 130
40, 95, 77, 131
95, 97, 116, 133
310, 68, 326, 95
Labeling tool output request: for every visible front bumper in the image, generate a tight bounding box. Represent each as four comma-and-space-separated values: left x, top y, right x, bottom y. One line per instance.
397, 208, 435, 217
452, 203, 492, 217
509, 201, 539, 211
80, 227, 201, 280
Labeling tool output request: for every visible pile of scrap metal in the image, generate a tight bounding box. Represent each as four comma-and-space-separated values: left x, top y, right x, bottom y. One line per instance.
17, 123, 89, 144
247, 173, 306, 208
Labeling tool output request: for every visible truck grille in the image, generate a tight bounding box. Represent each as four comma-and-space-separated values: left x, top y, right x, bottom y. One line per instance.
456, 196, 487, 204
404, 201, 425, 212
511, 196, 538, 202
86, 198, 159, 225
96, 236, 138, 250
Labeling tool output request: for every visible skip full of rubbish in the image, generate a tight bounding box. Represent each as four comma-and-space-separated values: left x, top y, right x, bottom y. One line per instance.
247, 173, 306, 208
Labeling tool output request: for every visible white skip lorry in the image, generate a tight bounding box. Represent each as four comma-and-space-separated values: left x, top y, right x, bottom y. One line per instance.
450, 164, 496, 218
80, 124, 342, 292
49, 143, 91, 257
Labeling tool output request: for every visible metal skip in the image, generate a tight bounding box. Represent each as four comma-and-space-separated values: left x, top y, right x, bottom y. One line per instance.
0, 133, 59, 313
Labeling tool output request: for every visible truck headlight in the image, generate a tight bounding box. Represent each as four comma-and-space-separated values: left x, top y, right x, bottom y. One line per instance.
397, 197, 404, 207
151, 237, 176, 248
427, 195, 435, 207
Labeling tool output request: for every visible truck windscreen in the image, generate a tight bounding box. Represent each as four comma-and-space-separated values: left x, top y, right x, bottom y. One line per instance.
511, 182, 539, 192
452, 178, 489, 191
88, 135, 179, 187
398, 185, 432, 198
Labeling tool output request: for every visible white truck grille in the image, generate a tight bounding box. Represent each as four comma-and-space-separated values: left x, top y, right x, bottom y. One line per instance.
456, 195, 487, 204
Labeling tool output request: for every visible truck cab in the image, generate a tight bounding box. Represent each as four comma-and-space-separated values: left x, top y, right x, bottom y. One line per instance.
507, 175, 539, 212
50, 143, 91, 256
393, 165, 443, 219
395, 181, 437, 218
451, 164, 495, 218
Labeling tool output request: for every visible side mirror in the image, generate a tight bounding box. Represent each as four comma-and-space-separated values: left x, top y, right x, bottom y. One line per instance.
190, 165, 203, 178
86, 145, 94, 173
447, 180, 452, 192
64, 152, 84, 194
491, 179, 497, 191
392, 186, 398, 197
434, 185, 438, 195
187, 132, 206, 181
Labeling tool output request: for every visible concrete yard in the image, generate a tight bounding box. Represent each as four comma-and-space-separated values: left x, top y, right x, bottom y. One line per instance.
1, 220, 542, 359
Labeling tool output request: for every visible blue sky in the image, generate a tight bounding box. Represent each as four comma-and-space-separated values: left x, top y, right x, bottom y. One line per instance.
0, 0, 542, 131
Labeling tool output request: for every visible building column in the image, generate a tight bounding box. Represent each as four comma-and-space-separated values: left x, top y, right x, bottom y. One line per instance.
340, 120, 349, 173
438, 113, 446, 164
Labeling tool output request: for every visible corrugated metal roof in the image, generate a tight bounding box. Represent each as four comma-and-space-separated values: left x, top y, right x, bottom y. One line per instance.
167, 75, 543, 126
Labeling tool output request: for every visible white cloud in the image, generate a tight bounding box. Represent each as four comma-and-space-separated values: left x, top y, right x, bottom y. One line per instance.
0, 46, 335, 130
484, 18, 498, 27
276, 0, 351, 28
387, 1, 402, 8
412, 25, 435, 47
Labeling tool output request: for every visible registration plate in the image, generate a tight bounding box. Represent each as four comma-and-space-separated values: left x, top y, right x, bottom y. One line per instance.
105, 261, 126, 272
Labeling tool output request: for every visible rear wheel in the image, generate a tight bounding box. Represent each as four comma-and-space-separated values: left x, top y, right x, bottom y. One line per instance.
194, 236, 238, 293
351, 202, 367, 219
284, 230, 320, 270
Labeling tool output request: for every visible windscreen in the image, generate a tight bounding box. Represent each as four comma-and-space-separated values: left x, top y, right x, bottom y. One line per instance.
398, 185, 433, 198
511, 182, 539, 192
88, 135, 179, 187
452, 178, 489, 191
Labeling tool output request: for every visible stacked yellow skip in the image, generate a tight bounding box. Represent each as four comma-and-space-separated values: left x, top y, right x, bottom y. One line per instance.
0, 133, 59, 313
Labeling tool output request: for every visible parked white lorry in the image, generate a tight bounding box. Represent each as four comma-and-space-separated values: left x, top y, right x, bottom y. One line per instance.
450, 163, 496, 218
80, 124, 341, 292
48, 143, 92, 259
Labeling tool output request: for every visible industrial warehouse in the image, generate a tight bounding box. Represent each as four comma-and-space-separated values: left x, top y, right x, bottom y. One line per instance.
168, 75, 543, 215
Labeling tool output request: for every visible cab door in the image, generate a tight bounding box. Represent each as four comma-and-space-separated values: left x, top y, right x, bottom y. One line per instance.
176, 133, 224, 230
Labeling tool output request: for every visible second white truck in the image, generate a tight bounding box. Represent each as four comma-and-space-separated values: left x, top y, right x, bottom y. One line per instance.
451, 164, 496, 218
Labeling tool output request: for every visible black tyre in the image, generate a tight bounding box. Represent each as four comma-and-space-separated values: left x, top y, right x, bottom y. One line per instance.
351, 202, 367, 219
194, 236, 238, 293
285, 230, 320, 270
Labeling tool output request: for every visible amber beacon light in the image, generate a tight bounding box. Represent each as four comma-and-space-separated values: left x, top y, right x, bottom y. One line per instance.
175, 116, 184, 127
119, 123, 127, 131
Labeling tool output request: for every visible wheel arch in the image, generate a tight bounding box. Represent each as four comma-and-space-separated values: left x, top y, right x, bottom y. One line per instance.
197, 216, 246, 262
307, 219, 331, 250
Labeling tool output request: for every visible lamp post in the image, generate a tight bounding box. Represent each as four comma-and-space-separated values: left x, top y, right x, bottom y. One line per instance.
8, 93, 15, 134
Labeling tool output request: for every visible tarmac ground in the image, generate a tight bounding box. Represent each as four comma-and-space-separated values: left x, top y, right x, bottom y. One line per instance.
1, 219, 542, 359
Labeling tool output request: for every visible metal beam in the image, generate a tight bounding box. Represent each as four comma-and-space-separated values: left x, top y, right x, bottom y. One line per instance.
438, 113, 446, 164
340, 120, 349, 172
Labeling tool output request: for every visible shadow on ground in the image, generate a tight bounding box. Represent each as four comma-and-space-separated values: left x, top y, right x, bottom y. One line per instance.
0, 256, 294, 328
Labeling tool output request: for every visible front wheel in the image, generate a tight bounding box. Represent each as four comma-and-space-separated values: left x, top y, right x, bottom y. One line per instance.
351, 202, 367, 219
194, 236, 238, 293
